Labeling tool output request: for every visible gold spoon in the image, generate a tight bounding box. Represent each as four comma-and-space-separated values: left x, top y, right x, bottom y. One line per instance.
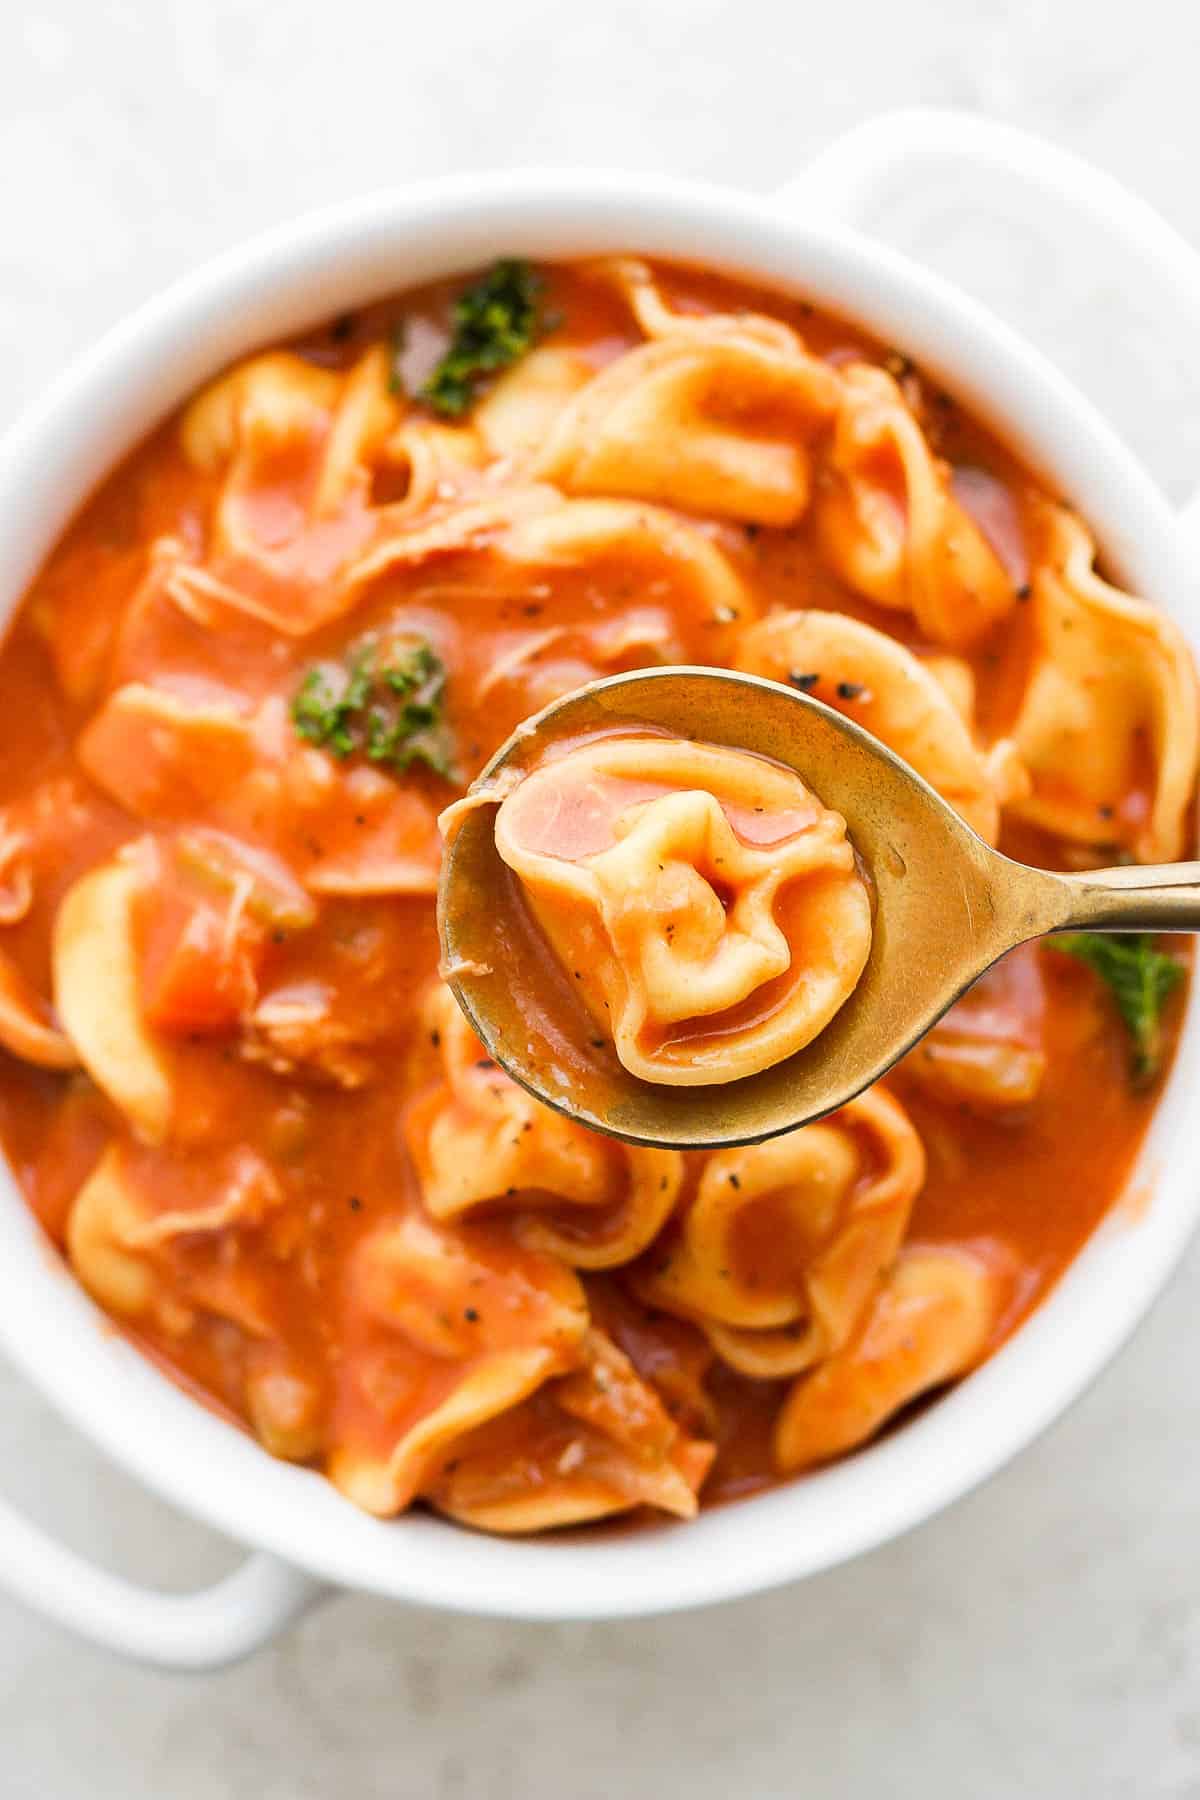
439, 666, 1199, 1150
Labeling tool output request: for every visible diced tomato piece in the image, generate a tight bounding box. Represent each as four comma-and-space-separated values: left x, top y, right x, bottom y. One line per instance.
142, 899, 259, 1035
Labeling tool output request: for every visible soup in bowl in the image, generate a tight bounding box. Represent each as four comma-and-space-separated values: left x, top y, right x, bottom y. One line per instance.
3, 249, 1194, 1531
0, 133, 1198, 1664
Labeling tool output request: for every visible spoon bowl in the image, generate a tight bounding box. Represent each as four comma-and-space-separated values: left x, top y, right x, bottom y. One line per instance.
439, 667, 1200, 1149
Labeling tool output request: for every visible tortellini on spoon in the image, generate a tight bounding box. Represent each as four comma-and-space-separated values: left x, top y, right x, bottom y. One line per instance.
493, 733, 872, 1086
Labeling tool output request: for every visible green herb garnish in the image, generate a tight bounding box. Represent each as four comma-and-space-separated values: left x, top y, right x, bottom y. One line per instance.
1051, 932, 1184, 1083
422, 260, 544, 417
291, 638, 456, 780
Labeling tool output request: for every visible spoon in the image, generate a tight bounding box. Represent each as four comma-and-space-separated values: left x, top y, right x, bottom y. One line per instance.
438, 666, 1200, 1150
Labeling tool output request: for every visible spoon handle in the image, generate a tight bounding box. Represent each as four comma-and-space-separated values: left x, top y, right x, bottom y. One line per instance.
1052, 862, 1200, 934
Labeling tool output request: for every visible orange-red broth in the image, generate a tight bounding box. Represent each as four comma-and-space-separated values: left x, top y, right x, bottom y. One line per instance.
0, 260, 1185, 1511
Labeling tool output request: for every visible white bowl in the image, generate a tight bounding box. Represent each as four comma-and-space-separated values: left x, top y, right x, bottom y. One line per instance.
2, 110, 1199, 1669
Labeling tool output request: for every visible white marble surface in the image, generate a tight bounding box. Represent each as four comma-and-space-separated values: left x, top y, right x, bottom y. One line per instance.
4, 2, 1200, 1793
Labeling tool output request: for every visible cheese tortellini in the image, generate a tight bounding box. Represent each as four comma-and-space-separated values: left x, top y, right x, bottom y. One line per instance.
53, 850, 175, 1145
735, 609, 1013, 843
494, 734, 873, 1085
426, 1329, 715, 1532
1005, 502, 1198, 863
327, 1210, 589, 1517
531, 278, 840, 524
407, 984, 682, 1267
180, 347, 401, 634
774, 1245, 1007, 1474
815, 363, 1017, 650
634, 1088, 925, 1378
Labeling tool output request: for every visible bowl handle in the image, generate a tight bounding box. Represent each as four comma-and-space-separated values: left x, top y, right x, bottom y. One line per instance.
0, 1486, 328, 1669
776, 109, 1200, 547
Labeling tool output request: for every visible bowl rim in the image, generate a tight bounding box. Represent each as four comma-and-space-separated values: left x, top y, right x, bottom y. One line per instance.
0, 167, 1196, 1621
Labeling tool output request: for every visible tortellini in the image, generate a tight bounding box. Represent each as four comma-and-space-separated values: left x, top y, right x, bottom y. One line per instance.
773, 1245, 1007, 1474
68, 1142, 290, 1336
531, 269, 840, 524
1004, 502, 1198, 863
346, 487, 756, 662
179, 348, 401, 634
494, 734, 873, 1085
635, 1089, 925, 1377
325, 1210, 589, 1516
53, 850, 174, 1145
426, 1329, 714, 1531
0, 951, 77, 1070
814, 363, 1017, 649
407, 984, 682, 1267
473, 346, 596, 461
69, 1141, 325, 1459
735, 609, 1011, 843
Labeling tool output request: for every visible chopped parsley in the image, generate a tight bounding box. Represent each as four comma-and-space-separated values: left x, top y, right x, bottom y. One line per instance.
422, 260, 544, 417
1050, 932, 1184, 1083
291, 637, 457, 780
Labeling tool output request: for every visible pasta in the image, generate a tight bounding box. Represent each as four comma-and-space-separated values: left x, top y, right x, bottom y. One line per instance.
179, 347, 401, 634
426, 1329, 714, 1532
406, 984, 682, 1267
492, 733, 873, 1084
814, 363, 1018, 649
734, 609, 1011, 842
326, 1210, 588, 1516
531, 267, 840, 523
0, 253, 1190, 1534
634, 1090, 924, 1378
1004, 501, 1198, 863
54, 850, 175, 1145
774, 1246, 1007, 1473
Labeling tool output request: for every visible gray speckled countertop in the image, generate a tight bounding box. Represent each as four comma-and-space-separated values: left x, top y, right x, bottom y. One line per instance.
4, 4, 1200, 1793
